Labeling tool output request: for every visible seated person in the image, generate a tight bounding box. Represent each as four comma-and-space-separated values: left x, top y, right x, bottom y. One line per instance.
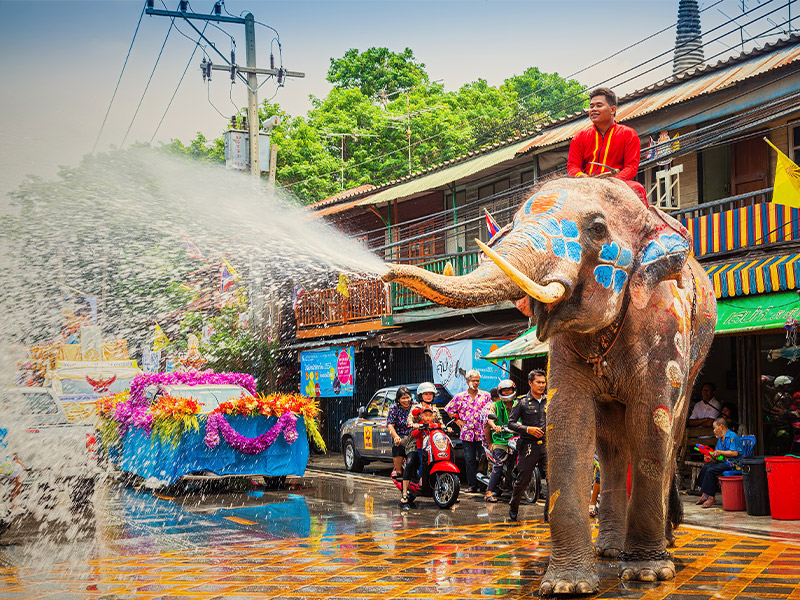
694, 417, 742, 508
567, 87, 647, 206
721, 402, 743, 435
688, 382, 722, 427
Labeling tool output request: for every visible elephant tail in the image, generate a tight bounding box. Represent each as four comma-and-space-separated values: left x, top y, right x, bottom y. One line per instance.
666, 470, 683, 546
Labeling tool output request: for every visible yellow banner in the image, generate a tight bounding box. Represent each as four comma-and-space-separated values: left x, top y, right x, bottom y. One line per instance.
153, 323, 170, 352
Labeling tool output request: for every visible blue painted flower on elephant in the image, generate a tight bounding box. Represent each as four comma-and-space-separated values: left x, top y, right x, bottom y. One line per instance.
641, 233, 689, 265
594, 241, 632, 293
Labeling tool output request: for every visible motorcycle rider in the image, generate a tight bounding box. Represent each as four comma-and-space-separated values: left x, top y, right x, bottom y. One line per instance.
401, 382, 442, 506
483, 379, 517, 503
507, 369, 548, 521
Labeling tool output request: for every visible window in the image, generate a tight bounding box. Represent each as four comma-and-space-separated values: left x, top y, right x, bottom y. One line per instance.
792, 124, 800, 165
365, 393, 385, 417
521, 169, 536, 184
654, 164, 683, 210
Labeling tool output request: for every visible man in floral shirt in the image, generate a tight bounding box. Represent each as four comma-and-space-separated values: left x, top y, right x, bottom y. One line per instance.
445, 369, 491, 493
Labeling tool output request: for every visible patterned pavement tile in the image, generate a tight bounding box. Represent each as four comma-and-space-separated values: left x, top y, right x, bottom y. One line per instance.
2, 521, 800, 599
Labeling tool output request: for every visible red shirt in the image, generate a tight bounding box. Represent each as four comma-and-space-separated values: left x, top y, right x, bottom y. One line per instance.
567, 122, 641, 180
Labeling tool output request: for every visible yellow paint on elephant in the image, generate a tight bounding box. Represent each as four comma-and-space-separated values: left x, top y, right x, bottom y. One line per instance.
547, 388, 557, 403
546, 424, 554, 433
548, 489, 560, 517
666, 361, 683, 388
652, 407, 671, 434
638, 458, 663, 480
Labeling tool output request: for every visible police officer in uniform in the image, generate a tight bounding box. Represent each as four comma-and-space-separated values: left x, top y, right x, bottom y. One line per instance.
507, 369, 548, 521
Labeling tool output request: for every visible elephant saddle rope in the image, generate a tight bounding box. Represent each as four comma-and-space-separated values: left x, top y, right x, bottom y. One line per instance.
569, 294, 631, 378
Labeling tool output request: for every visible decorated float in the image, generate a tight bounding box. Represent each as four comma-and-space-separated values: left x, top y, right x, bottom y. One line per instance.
97, 370, 324, 487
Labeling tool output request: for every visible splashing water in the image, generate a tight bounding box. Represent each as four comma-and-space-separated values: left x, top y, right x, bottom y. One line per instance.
0, 147, 389, 568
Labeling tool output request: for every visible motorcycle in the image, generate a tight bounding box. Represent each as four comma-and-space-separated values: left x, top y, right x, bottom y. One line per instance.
392, 422, 460, 509
476, 431, 542, 504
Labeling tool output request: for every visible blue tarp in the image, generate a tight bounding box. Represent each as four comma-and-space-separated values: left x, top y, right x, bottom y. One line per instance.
119, 414, 309, 486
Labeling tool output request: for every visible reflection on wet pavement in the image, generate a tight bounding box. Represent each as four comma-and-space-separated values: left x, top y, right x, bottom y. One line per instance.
3, 514, 800, 598
2, 469, 800, 599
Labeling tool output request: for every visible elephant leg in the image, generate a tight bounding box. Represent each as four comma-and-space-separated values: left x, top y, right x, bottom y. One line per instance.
539, 376, 598, 596
619, 399, 676, 583
594, 402, 629, 559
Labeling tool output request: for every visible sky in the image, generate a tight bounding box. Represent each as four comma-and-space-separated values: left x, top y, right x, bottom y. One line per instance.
0, 0, 794, 198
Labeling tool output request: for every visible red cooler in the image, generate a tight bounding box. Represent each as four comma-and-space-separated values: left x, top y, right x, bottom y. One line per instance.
719, 475, 746, 511
765, 457, 800, 520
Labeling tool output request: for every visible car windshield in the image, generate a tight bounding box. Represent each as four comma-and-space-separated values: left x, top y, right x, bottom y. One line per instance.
166, 387, 249, 413
2, 392, 59, 415
61, 376, 136, 395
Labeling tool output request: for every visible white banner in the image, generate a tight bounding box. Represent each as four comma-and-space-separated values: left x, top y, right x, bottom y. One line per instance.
429, 339, 511, 396
429, 340, 472, 396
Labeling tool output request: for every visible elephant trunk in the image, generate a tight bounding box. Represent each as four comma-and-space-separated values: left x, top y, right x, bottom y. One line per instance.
382, 261, 524, 309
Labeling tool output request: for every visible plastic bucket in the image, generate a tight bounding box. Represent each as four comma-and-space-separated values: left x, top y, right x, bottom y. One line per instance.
742, 457, 770, 516
719, 475, 746, 511
765, 456, 800, 520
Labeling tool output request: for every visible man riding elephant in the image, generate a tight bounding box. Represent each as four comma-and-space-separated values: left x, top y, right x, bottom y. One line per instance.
383, 177, 716, 595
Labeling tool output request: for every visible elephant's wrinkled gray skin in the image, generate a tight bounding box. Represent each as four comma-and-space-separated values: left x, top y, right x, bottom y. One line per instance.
383, 178, 717, 596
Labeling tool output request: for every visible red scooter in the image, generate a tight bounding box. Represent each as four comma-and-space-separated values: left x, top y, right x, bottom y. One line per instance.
392, 423, 460, 509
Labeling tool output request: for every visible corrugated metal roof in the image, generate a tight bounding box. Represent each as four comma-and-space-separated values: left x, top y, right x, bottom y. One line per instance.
517, 36, 800, 154
309, 184, 377, 210
483, 327, 548, 360
356, 138, 533, 207
366, 320, 525, 347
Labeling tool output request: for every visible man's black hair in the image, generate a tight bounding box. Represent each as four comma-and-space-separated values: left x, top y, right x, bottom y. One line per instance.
589, 87, 617, 107
529, 369, 546, 381
489, 387, 499, 400
713, 416, 727, 427
702, 382, 717, 393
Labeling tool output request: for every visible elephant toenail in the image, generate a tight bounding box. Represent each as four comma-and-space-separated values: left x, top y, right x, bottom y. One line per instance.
539, 581, 553, 596
554, 580, 575, 594
639, 568, 657, 582
620, 568, 634, 581
576, 581, 595, 594
659, 567, 675, 580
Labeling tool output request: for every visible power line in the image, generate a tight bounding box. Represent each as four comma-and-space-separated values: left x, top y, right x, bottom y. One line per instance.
278, 0, 738, 192
290, 0, 793, 196
92, 1, 146, 154
121, 13, 175, 147
150, 20, 210, 144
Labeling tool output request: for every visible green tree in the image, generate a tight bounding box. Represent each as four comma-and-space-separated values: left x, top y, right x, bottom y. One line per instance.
327, 47, 428, 98
502, 66, 587, 121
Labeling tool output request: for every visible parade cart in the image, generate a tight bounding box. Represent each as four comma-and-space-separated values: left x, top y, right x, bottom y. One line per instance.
99, 371, 321, 489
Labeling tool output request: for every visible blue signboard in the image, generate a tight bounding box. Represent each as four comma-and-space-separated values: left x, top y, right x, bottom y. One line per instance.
301, 346, 355, 398
429, 339, 510, 396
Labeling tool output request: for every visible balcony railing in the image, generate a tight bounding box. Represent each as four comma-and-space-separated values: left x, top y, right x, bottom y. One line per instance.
671, 188, 800, 258
295, 278, 391, 329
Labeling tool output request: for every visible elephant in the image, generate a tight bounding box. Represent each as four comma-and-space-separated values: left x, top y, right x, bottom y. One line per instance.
382, 177, 717, 595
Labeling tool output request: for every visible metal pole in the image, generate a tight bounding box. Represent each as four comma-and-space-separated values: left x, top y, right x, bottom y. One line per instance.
245, 13, 259, 178
341, 135, 345, 190
406, 92, 411, 176
268, 144, 278, 190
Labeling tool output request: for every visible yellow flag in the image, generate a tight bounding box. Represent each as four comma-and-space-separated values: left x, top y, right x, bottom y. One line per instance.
765, 138, 800, 208
153, 323, 170, 352
336, 273, 350, 297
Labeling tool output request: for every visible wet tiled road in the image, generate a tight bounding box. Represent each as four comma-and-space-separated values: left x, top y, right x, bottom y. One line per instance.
2, 520, 800, 600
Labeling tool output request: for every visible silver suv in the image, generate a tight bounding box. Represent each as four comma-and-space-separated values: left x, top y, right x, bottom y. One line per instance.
340, 384, 459, 472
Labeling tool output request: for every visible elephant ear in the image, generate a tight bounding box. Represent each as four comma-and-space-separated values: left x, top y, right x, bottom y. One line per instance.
629, 207, 692, 309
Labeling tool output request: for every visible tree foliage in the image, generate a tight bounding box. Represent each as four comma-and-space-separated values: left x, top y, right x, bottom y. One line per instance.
170, 47, 587, 204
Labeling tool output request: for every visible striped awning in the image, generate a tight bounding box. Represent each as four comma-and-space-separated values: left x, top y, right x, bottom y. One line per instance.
704, 253, 800, 299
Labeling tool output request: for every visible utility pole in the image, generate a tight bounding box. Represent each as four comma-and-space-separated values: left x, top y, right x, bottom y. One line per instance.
324, 131, 378, 190
145, 1, 304, 178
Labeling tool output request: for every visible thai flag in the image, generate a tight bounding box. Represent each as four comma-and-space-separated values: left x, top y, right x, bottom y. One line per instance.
220, 260, 235, 292
182, 235, 206, 261
485, 209, 500, 238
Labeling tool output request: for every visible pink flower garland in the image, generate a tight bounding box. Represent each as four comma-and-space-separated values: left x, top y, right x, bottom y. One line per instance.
129, 371, 256, 405
204, 412, 298, 454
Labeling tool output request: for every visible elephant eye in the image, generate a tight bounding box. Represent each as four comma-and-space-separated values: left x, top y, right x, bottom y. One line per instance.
589, 222, 607, 237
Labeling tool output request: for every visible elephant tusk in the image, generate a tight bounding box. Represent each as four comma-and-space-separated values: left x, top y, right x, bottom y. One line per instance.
475, 238, 565, 304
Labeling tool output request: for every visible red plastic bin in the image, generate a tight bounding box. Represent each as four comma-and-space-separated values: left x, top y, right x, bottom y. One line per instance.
765, 457, 800, 520
719, 475, 746, 511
